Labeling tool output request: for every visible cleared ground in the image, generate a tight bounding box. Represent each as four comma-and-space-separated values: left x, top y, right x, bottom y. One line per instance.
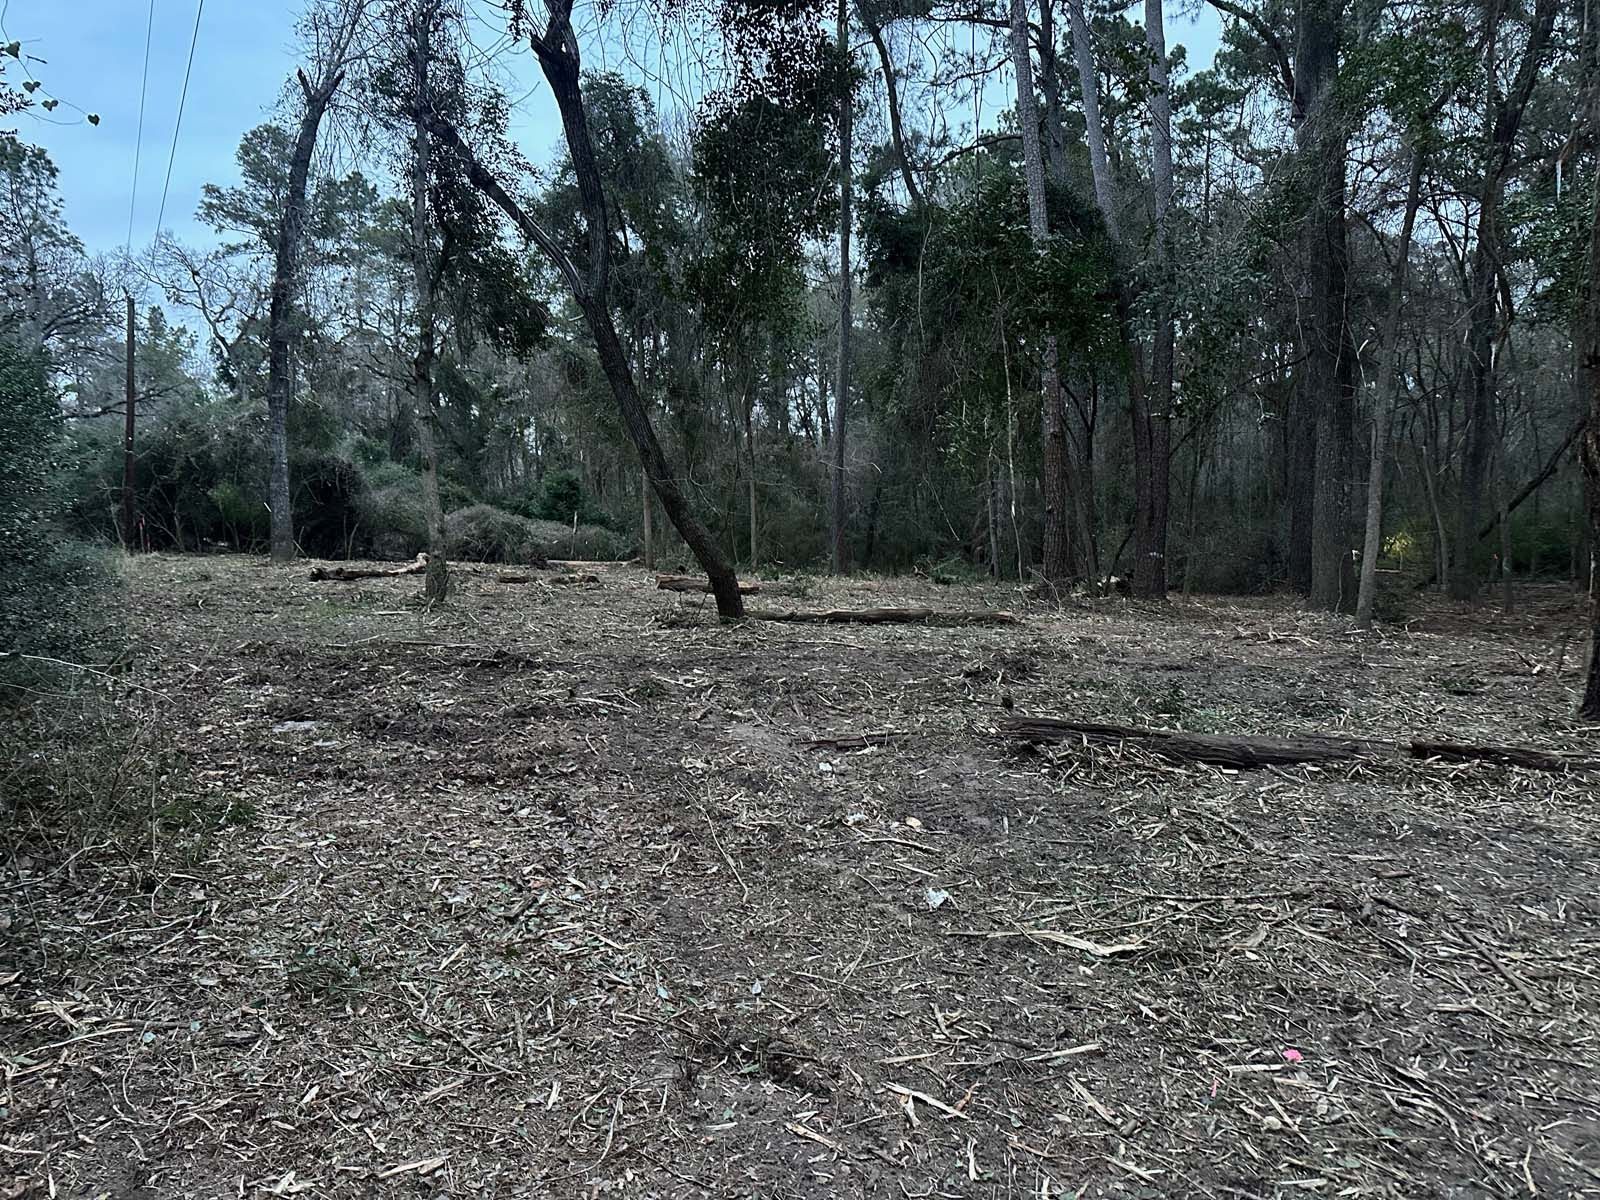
4, 554, 1598, 1199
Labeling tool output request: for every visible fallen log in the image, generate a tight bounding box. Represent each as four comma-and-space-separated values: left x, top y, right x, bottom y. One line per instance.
1408, 740, 1584, 773
657, 574, 760, 594
310, 554, 428, 582
1001, 716, 1598, 773
549, 573, 600, 586
806, 730, 908, 750
753, 607, 1020, 627
1003, 717, 1376, 767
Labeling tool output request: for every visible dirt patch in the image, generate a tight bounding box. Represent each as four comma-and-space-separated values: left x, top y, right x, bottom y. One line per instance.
3, 556, 1597, 1198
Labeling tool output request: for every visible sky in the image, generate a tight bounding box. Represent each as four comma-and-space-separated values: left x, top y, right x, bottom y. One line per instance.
7, 0, 1222, 264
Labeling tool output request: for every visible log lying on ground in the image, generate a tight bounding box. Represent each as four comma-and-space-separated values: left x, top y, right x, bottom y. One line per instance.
310, 554, 428, 582
753, 607, 1020, 627
657, 574, 760, 594
549, 572, 600, 585
495, 571, 597, 585
1002, 716, 1599, 773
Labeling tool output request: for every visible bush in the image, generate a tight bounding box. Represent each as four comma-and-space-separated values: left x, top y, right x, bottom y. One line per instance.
354, 462, 429, 560
444, 504, 631, 563
1, 342, 113, 686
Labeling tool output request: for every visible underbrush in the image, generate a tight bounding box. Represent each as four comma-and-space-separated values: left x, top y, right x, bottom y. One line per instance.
1, 679, 246, 875
444, 503, 631, 564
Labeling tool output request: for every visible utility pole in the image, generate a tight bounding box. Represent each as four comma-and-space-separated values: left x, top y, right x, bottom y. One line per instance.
122, 294, 137, 550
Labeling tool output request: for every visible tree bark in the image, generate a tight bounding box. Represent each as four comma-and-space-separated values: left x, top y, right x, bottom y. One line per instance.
832, 0, 853, 575
411, 1, 449, 604
1012, 0, 1073, 584
1133, 0, 1174, 600
266, 64, 347, 564
1581, 20, 1600, 718
1066, 0, 1118, 240
1297, 0, 1356, 612
1355, 147, 1424, 628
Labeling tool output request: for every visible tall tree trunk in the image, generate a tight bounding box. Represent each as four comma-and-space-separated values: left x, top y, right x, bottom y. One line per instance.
746, 385, 758, 567
411, 1, 448, 603
1012, 0, 1073, 584
1355, 147, 1424, 628
1579, 17, 1600, 718
266, 67, 347, 564
1035, 0, 1070, 186
1297, 0, 1356, 612
1419, 439, 1451, 591
641, 468, 655, 569
1133, 0, 1174, 599
1066, 0, 1118, 240
832, 0, 853, 575
1450, 0, 1557, 601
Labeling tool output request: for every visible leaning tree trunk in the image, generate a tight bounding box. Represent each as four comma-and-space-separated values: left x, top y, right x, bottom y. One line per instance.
1066, 0, 1118, 240
1012, 0, 1073, 585
832, 0, 853, 576
422, 0, 744, 615
1134, 0, 1175, 599
1355, 147, 1424, 628
411, 1, 448, 603
266, 69, 344, 564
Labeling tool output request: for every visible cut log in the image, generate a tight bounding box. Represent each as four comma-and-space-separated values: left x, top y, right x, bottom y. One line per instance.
1407, 740, 1586, 773
806, 730, 908, 750
1001, 716, 1598, 773
753, 607, 1020, 627
1002, 717, 1376, 767
657, 574, 760, 594
549, 573, 600, 586
310, 554, 429, 582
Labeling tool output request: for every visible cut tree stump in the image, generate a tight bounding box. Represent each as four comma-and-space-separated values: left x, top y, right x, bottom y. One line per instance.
310, 554, 429, 582
753, 607, 1020, 627
657, 574, 760, 594
1001, 716, 1598, 773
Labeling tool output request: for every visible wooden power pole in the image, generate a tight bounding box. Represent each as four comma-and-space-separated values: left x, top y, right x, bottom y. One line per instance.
121, 294, 137, 550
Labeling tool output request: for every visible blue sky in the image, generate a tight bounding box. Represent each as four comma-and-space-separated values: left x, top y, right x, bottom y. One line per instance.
8, 1, 1221, 262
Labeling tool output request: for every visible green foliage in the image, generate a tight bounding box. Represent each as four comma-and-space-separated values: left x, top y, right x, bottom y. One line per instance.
0, 341, 112, 682
528, 468, 606, 525
860, 161, 1115, 480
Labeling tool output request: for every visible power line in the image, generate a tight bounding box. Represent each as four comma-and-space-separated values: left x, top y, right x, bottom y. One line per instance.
126, 0, 157, 252
153, 0, 204, 241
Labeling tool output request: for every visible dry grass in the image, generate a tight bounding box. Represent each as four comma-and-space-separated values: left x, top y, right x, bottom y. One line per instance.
2, 554, 1597, 1198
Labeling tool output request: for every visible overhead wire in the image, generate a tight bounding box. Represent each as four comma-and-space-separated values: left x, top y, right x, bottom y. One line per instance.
126, 0, 157, 252
153, 0, 204, 241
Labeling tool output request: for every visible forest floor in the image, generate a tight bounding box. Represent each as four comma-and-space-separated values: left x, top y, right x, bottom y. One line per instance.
4, 554, 1599, 1200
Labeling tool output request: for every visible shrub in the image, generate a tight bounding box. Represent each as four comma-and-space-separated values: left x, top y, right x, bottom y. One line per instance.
528, 469, 609, 526
444, 504, 631, 563
0, 341, 113, 686
354, 463, 429, 560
